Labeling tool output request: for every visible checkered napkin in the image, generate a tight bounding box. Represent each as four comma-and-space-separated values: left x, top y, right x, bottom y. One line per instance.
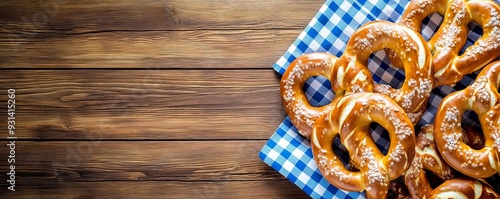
259, 0, 499, 198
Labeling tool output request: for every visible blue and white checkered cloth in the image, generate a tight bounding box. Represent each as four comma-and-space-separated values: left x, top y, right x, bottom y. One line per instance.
259, 0, 499, 198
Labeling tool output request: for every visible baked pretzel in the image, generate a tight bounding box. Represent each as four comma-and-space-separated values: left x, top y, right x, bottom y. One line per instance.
428, 177, 500, 198
393, 124, 494, 199
280, 53, 373, 137
434, 60, 500, 178
311, 92, 415, 199
392, 0, 500, 86
340, 20, 434, 124
403, 124, 456, 199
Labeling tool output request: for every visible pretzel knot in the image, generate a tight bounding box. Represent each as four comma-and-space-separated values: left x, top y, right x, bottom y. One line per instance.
392, 0, 500, 86
280, 53, 373, 138
434, 60, 500, 178
341, 20, 434, 124
311, 93, 415, 199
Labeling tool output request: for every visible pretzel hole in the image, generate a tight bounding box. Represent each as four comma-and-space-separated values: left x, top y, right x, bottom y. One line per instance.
486, 173, 500, 194
303, 76, 335, 107
425, 171, 445, 189
368, 50, 405, 89
420, 13, 444, 41
461, 110, 485, 150
369, 122, 391, 156
458, 22, 483, 56
388, 180, 410, 198
332, 134, 351, 169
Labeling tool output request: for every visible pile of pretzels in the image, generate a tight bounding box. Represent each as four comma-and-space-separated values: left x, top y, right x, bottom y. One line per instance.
279, 0, 500, 198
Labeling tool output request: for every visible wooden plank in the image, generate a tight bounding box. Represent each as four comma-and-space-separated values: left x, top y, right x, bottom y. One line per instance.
0, 0, 323, 32
0, 141, 284, 183
0, 29, 299, 69
0, 70, 287, 140
0, 181, 308, 199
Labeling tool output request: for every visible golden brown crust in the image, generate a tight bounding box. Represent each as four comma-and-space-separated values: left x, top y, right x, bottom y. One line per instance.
386, 0, 449, 70
429, 177, 500, 199
396, 0, 500, 86
340, 20, 434, 125
400, 0, 450, 33
403, 124, 456, 199
311, 111, 365, 192
280, 52, 373, 138
433, 1, 500, 86
280, 20, 434, 137
311, 93, 415, 199
282, 1, 500, 198
417, 125, 456, 180
434, 60, 500, 178
400, 125, 498, 199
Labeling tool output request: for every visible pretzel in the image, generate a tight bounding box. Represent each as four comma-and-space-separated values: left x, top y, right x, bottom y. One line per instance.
391, 0, 500, 86
340, 20, 434, 124
280, 52, 373, 137
434, 60, 500, 178
429, 177, 500, 198
403, 124, 456, 199
311, 92, 415, 199
395, 124, 494, 199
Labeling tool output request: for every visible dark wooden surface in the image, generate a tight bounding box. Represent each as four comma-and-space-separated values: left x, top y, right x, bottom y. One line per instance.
0, 0, 326, 198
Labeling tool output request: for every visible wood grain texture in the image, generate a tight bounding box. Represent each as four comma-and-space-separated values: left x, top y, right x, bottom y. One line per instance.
0, 70, 286, 140
0, 0, 316, 197
0, 141, 310, 197
0, 29, 303, 69
0, 0, 323, 32
0, 181, 308, 199
0, 141, 279, 184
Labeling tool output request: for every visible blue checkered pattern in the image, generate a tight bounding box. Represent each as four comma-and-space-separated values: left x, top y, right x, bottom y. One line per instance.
303, 76, 335, 107
260, 0, 500, 198
259, 118, 363, 199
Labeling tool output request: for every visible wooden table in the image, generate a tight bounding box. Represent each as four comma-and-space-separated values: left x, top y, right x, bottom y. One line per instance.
0, 0, 325, 198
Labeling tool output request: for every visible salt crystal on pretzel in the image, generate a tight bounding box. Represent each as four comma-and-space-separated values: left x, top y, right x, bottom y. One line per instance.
403, 124, 455, 198
434, 60, 500, 178
280, 52, 374, 138
340, 20, 434, 124
311, 92, 416, 199
392, 0, 500, 86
